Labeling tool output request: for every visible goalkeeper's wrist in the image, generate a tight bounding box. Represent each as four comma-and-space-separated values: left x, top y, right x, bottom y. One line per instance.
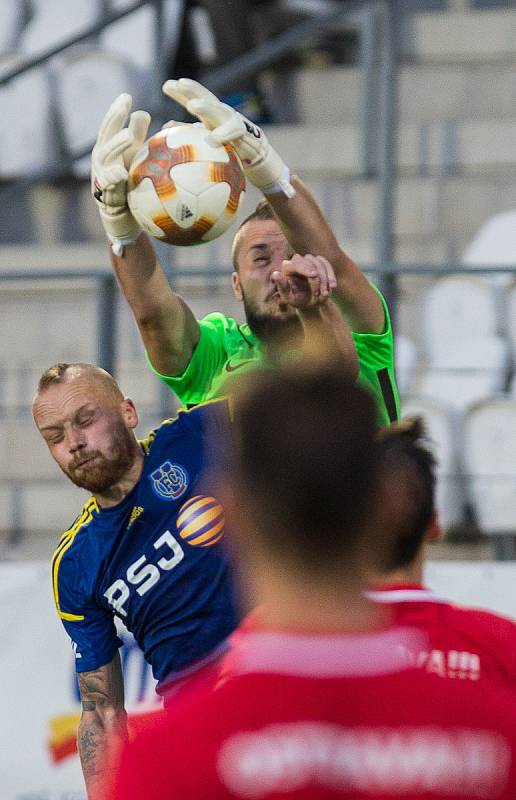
245, 160, 295, 199
98, 207, 141, 251
107, 232, 141, 257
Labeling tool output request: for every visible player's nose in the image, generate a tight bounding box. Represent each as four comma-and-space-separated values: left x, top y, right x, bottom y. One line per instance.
66, 429, 86, 453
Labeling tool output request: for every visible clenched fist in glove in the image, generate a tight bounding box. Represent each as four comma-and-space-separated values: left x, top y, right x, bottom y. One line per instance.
91, 93, 150, 255
162, 78, 295, 199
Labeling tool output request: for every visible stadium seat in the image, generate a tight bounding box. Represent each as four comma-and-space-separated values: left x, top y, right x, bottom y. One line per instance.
0, 66, 57, 178
423, 276, 499, 360
401, 395, 465, 531
0, 0, 26, 56
394, 334, 417, 398
18, 0, 102, 57
462, 209, 516, 287
101, 0, 183, 76
53, 49, 141, 176
413, 334, 510, 411
463, 397, 516, 536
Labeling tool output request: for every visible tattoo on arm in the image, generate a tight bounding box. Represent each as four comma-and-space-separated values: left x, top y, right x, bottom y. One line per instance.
78, 719, 104, 782
77, 653, 127, 795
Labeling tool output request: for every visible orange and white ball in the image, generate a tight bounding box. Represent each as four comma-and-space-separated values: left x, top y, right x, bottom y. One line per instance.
127, 125, 245, 246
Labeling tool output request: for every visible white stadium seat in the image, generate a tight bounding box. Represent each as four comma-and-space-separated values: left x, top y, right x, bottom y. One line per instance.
53, 48, 139, 175
18, 0, 102, 57
101, 0, 184, 76
422, 275, 498, 360
401, 395, 464, 531
463, 398, 516, 535
394, 334, 417, 398
0, 0, 25, 55
413, 334, 510, 412
462, 209, 516, 287
0, 65, 57, 178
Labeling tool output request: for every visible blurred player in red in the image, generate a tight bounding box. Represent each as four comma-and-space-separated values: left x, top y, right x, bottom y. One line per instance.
368, 417, 516, 686
109, 361, 516, 800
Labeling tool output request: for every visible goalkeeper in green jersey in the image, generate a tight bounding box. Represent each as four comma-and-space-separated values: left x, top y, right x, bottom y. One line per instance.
91, 80, 399, 426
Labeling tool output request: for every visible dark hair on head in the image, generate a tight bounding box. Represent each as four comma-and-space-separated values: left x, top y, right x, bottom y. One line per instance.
231, 199, 276, 271
231, 360, 381, 575
377, 417, 437, 570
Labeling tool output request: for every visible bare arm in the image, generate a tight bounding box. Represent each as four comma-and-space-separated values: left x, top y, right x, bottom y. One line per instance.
265, 177, 385, 334
297, 300, 359, 380
77, 653, 127, 800
273, 255, 358, 377
110, 232, 200, 376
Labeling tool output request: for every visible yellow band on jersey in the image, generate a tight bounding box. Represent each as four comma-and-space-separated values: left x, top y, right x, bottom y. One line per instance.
51, 498, 98, 621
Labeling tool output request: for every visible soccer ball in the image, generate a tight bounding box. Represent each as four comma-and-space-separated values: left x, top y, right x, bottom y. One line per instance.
127, 124, 246, 246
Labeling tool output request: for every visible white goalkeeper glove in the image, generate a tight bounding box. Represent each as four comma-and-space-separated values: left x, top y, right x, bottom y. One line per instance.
162, 78, 295, 198
91, 93, 150, 255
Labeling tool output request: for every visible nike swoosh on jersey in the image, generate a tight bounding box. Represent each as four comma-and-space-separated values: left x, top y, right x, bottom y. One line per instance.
225, 359, 254, 373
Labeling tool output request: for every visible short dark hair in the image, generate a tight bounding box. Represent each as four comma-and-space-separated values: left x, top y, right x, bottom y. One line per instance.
377, 417, 437, 570
230, 360, 381, 576
231, 200, 276, 271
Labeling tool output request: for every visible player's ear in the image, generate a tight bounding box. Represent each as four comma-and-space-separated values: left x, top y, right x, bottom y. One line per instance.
232, 271, 243, 301
425, 510, 442, 543
121, 398, 139, 430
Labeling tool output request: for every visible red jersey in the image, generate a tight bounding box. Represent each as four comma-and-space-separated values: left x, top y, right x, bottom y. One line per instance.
367, 583, 516, 686
111, 624, 516, 800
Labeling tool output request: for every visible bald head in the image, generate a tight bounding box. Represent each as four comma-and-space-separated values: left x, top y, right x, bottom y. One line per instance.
34, 362, 123, 406
32, 362, 140, 500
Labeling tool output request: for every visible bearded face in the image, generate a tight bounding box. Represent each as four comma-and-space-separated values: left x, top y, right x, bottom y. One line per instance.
33, 370, 141, 503
242, 292, 302, 345
63, 414, 139, 493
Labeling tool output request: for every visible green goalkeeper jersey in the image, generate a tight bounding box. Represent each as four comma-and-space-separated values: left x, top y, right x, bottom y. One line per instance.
146, 287, 399, 427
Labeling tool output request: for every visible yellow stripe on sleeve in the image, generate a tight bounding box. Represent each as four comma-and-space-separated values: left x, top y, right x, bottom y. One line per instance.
51, 498, 98, 621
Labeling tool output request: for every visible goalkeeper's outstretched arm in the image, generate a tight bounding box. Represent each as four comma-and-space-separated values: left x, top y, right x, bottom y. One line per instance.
91, 93, 201, 377
163, 78, 385, 336
109, 233, 200, 377
265, 178, 385, 335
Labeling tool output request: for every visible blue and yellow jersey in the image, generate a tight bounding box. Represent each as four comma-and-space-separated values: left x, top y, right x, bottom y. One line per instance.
51, 400, 238, 693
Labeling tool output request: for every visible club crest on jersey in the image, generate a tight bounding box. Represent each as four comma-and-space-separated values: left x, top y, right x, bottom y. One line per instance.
150, 461, 189, 501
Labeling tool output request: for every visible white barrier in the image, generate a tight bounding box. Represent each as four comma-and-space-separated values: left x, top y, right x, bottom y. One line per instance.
0, 561, 515, 799
424, 560, 516, 618
0, 563, 157, 800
